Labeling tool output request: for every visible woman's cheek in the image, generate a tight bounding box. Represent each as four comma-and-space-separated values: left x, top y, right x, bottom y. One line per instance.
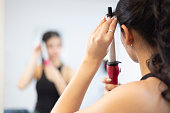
48, 49, 53, 57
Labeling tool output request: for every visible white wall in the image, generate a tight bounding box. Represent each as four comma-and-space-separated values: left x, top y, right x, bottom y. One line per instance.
5, 0, 141, 112
0, 0, 5, 112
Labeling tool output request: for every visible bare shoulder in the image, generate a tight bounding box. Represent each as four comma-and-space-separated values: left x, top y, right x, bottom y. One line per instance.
113, 80, 149, 94
62, 65, 75, 72
79, 81, 156, 113
62, 65, 75, 83
112, 81, 152, 100
62, 65, 75, 76
106, 81, 157, 112
113, 80, 155, 103
78, 78, 170, 113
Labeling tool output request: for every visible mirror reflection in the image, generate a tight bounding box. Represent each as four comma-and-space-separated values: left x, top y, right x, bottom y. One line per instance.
4, 0, 140, 113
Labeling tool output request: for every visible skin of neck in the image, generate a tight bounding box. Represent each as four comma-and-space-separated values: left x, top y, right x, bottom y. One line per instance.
50, 57, 62, 67
132, 32, 157, 77
136, 47, 152, 76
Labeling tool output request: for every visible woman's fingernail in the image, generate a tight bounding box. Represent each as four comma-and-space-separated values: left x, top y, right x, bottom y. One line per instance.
107, 17, 111, 21
102, 16, 106, 20
106, 78, 112, 82
106, 17, 110, 21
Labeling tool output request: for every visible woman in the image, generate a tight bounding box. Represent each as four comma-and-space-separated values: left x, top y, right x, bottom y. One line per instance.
18, 31, 74, 113
51, 0, 170, 113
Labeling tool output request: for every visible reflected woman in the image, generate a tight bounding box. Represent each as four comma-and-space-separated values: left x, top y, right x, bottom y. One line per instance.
18, 31, 74, 113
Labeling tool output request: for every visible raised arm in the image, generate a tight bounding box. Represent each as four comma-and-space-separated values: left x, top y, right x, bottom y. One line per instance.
17, 44, 41, 89
51, 17, 119, 113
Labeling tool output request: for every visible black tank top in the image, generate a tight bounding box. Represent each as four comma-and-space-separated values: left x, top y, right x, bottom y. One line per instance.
140, 73, 157, 80
35, 64, 63, 113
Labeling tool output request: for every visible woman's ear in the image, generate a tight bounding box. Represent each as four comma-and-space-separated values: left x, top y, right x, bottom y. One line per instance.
121, 25, 133, 46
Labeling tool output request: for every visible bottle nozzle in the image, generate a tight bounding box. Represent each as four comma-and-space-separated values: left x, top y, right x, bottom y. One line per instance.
107, 7, 113, 18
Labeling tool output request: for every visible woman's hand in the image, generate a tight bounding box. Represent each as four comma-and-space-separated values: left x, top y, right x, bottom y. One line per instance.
18, 43, 42, 89
44, 64, 60, 83
33, 43, 42, 58
44, 63, 67, 95
85, 17, 117, 62
102, 77, 120, 95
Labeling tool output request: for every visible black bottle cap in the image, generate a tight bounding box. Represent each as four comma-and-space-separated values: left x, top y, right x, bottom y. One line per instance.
107, 7, 113, 18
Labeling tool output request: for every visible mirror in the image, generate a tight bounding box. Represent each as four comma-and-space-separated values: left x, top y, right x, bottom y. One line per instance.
4, 0, 140, 112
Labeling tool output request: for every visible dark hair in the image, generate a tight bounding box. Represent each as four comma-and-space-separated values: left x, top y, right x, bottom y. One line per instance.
42, 31, 61, 43
113, 0, 170, 101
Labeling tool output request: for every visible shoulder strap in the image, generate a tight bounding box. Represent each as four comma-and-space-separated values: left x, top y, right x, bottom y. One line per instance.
140, 73, 156, 80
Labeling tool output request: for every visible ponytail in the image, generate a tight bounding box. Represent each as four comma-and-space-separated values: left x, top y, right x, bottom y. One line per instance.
148, 0, 170, 101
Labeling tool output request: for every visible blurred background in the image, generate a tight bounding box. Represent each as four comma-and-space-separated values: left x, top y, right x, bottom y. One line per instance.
2, 0, 141, 112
